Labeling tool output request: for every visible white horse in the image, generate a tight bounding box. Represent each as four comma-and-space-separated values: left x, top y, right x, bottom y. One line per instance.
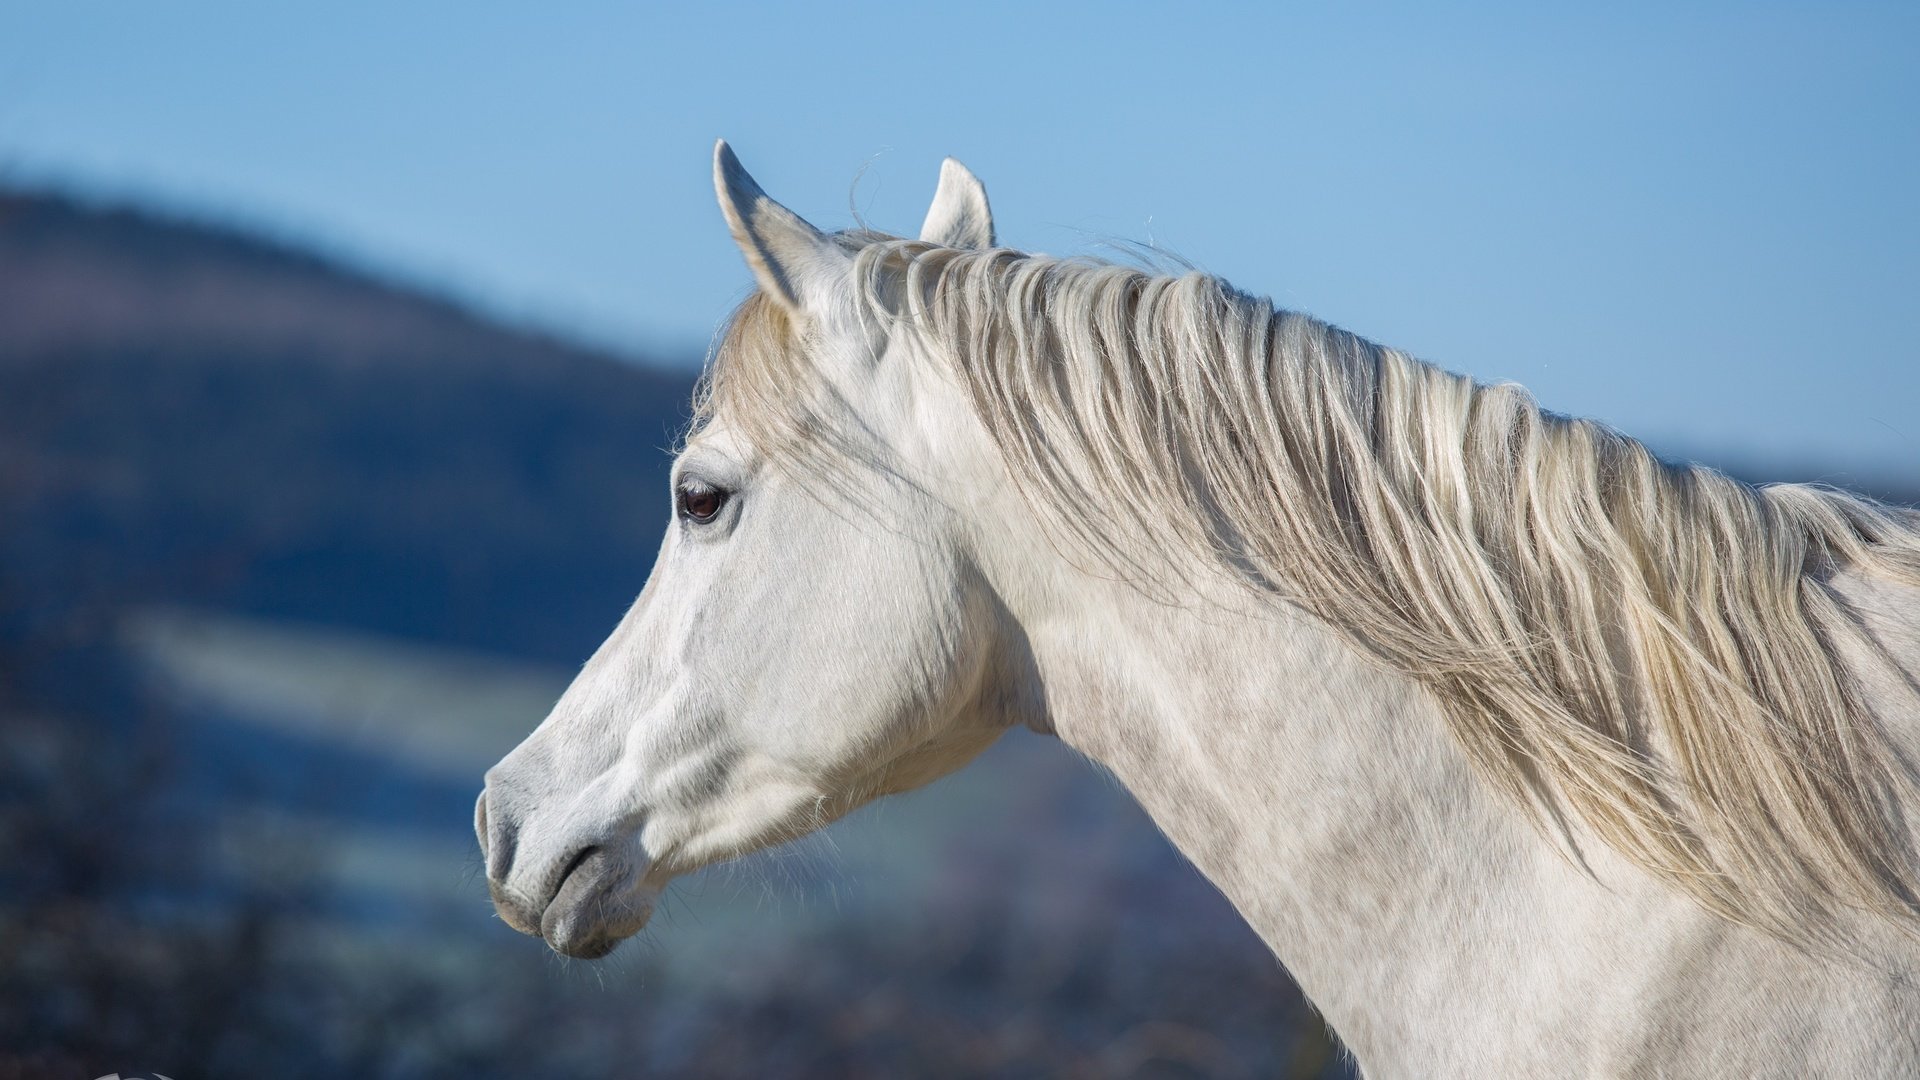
478, 143, 1920, 1077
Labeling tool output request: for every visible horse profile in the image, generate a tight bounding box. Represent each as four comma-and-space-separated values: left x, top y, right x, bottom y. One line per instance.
477, 143, 1920, 1077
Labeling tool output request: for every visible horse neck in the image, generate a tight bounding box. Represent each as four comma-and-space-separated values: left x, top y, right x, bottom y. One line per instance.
988, 542, 1726, 1073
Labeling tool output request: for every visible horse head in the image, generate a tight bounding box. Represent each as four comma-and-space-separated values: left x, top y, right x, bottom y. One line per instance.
476, 143, 1036, 958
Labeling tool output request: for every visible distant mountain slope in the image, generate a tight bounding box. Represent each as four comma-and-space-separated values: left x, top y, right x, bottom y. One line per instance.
0, 188, 698, 666
0, 189, 615, 371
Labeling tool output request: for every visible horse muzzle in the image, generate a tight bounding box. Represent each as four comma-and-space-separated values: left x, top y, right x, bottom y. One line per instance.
475, 787, 658, 959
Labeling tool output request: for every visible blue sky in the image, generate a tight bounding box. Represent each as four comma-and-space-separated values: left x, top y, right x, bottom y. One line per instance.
3, 2, 1916, 479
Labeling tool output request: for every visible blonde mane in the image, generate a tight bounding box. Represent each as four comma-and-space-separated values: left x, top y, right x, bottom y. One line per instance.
704, 237, 1920, 940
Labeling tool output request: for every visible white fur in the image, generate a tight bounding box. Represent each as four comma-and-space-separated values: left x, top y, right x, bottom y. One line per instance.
480, 143, 1920, 1076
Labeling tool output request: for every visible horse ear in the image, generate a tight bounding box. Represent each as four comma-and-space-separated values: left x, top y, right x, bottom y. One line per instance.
713, 140, 847, 313
919, 158, 995, 249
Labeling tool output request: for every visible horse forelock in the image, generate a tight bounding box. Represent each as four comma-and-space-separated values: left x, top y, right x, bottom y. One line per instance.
702, 235, 1920, 944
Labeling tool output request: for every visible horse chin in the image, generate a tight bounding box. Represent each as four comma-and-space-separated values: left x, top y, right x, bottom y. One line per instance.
537, 848, 660, 960
543, 889, 657, 959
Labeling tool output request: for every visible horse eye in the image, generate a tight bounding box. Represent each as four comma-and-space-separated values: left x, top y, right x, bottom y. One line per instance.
676, 483, 728, 524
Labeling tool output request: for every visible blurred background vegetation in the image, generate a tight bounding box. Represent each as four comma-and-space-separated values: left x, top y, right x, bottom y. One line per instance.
0, 189, 1354, 1079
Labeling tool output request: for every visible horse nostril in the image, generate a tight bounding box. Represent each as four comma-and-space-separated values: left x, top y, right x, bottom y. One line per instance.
476, 790, 519, 881
556, 845, 597, 891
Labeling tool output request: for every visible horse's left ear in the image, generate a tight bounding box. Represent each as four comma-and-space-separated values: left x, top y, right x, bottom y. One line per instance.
714, 140, 849, 314
919, 158, 995, 249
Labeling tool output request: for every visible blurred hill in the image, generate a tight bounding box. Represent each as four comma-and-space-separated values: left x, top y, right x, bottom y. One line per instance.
0, 187, 697, 667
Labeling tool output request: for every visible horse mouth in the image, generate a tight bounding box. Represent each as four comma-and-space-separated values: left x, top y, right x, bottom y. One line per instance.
530, 846, 658, 959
